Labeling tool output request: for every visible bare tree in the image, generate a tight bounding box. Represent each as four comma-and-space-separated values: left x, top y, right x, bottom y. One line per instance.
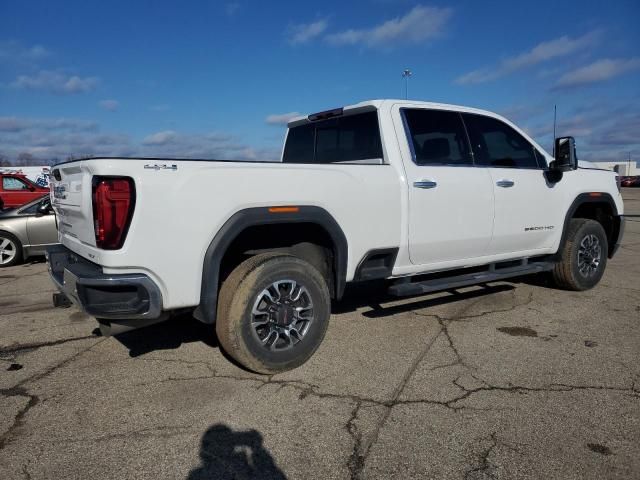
0, 154, 12, 167
16, 152, 37, 166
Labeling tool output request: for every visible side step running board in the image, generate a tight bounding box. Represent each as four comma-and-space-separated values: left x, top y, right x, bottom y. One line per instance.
388, 260, 554, 297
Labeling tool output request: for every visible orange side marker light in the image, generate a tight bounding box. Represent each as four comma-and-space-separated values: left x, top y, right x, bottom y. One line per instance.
268, 206, 300, 213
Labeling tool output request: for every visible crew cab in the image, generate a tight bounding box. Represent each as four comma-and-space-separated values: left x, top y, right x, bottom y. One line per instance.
46, 100, 625, 373
0, 173, 50, 210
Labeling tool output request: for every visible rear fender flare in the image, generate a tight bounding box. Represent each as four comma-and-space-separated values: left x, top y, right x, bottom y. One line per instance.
196, 206, 347, 324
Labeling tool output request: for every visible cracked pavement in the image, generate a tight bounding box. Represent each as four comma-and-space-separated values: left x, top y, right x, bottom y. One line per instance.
1, 189, 639, 479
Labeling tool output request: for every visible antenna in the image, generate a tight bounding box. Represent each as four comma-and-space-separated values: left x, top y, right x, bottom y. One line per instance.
402, 69, 412, 100
552, 104, 557, 156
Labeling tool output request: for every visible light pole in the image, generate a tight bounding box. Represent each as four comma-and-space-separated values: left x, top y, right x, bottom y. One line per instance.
402, 69, 412, 100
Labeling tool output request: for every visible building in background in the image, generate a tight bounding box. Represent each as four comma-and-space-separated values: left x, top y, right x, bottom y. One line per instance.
588, 161, 639, 176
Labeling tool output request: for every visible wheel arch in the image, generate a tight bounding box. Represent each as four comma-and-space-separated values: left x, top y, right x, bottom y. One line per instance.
557, 192, 620, 259
195, 206, 348, 324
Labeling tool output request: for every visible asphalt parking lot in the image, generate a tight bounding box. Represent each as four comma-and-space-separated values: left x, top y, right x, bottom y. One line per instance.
1, 190, 639, 480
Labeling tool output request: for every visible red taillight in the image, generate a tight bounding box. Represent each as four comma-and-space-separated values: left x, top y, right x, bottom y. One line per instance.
92, 177, 135, 249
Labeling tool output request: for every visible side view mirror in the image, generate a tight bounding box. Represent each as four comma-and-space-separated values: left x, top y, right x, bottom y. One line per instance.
35, 203, 51, 217
551, 136, 578, 172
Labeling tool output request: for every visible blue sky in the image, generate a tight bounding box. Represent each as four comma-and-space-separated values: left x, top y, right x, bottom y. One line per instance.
1, 0, 639, 163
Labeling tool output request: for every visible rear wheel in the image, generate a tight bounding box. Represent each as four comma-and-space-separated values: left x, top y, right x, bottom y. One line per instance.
551, 219, 607, 291
0, 232, 23, 268
216, 253, 331, 374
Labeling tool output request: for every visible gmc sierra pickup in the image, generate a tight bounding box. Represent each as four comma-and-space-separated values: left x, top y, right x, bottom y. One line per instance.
46, 99, 625, 373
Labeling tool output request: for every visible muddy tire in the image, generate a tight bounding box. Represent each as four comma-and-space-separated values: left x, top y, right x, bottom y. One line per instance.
551, 218, 608, 291
216, 253, 331, 374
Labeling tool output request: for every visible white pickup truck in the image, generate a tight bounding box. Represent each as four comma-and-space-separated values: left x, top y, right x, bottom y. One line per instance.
47, 99, 625, 373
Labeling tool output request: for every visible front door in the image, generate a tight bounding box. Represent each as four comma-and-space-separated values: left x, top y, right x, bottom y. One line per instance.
462, 113, 563, 255
396, 107, 495, 266
2, 176, 35, 208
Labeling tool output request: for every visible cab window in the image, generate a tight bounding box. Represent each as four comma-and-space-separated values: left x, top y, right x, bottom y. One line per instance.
283, 111, 383, 164
463, 114, 540, 169
402, 109, 472, 166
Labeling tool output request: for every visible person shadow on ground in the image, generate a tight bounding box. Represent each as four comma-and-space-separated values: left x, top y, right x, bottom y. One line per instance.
187, 424, 287, 480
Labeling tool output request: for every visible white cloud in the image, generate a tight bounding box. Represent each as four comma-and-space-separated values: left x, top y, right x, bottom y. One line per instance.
0, 40, 49, 61
99, 99, 120, 111
553, 57, 640, 89
0, 116, 97, 133
0, 117, 280, 162
150, 104, 170, 112
225, 2, 240, 16
265, 112, 301, 125
142, 130, 178, 146
11, 70, 99, 94
288, 19, 328, 45
325, 5, 452, 48
504, 99, 640, 163
456, 30, 601, 85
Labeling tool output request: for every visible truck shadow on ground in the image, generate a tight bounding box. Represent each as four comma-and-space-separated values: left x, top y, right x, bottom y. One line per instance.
187, 424, 287, 480
111, 279, 528, 359
111, 315, 219, 358
333, 281, 516, 318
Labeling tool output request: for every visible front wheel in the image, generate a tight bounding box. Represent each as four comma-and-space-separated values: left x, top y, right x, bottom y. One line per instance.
551, 219, 608, 291
216, 253, 331, 374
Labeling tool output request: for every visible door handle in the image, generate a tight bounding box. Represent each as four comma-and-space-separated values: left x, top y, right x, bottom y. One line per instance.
496, 179, 515, 188
413, 180, 437, 189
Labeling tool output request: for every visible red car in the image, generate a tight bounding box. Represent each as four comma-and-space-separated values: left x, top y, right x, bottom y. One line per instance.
0, 173, 50, 210
620, 176, 640, 187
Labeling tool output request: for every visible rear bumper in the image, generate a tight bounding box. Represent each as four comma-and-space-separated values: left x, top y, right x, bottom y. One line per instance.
45, 245, 163, 319
610, 215, 626, 258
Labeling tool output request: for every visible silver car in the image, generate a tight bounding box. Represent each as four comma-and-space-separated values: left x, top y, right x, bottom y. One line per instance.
0, 194, 59, 267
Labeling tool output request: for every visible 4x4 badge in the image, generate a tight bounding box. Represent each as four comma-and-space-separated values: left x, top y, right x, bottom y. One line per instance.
144, 164, 178, 171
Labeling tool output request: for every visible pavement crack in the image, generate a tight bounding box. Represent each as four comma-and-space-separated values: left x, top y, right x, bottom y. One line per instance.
21, 464, 32, 480
452, 291, 534, 323
345, 402, 365, 480
0, 270, 48, 288
464, 432, 529, 479
0, 335, 98, 356
396, 380, 639, 412
0, 338, 105, 450
345, 322, 443, 479
465, 432, 498, 479
0, 386, 40, 451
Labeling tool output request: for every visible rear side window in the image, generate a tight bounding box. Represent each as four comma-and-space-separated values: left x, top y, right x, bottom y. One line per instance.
3, 177, 29, 190
402, 109, 472, 166
463, 114, 539, 169
283, 111, 383, 164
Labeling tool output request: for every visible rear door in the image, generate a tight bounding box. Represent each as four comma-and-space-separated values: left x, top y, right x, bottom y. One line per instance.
396, 107, 494, 265
462, 113, 562, 255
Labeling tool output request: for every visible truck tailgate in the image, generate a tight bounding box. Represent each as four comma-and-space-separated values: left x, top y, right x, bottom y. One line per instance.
51, 162, 97, 247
